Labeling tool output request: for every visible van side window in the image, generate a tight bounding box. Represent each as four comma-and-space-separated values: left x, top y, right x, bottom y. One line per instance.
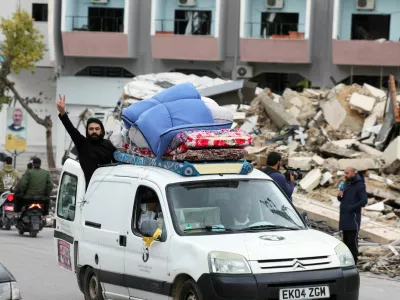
57, 173, 78, 221
132, 186, 166, 241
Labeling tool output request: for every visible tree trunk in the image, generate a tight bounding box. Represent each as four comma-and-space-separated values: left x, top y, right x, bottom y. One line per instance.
7, 81, 56, 169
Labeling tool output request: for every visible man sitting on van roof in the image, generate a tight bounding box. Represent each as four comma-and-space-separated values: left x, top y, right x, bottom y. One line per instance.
57, 95, 116, 188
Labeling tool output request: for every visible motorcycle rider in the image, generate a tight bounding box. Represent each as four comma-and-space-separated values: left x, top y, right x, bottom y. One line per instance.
0, 157, 20, 194
14, 158, 54, 216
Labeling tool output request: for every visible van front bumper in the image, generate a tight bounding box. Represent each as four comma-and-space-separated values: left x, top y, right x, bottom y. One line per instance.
197, 267, 359, 300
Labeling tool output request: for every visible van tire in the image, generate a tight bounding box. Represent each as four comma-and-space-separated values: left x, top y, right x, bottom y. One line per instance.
83, 267, 104, 300
179, 279, 203, 300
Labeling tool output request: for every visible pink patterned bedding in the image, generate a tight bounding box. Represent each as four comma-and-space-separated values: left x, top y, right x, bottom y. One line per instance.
165, 148, 247, 162
166, 129, 252, 155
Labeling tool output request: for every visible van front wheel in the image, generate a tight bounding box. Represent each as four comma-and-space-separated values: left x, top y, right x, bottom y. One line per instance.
179, 279, 203, 300
83, 267, 104, 300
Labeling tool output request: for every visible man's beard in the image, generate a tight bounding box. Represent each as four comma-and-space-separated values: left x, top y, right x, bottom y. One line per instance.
89, 133, 101, 142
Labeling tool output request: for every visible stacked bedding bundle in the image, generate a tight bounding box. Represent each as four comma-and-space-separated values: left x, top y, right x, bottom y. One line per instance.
112, 83, 253, 163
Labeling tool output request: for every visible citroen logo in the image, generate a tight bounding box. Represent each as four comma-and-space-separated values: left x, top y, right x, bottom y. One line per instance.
260, 235, 285, 241
292, 259, 306, 270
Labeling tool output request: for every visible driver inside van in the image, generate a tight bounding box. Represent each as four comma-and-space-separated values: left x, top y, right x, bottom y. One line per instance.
232, 196, 252, 227
138, 195, 164, 234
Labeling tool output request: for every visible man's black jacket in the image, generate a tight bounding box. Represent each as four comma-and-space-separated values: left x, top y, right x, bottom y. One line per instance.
337, 173, 368, 231
59, 113, 116, 188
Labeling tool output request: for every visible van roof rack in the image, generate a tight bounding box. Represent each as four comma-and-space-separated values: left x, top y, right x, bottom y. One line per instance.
113, 151, 254, 177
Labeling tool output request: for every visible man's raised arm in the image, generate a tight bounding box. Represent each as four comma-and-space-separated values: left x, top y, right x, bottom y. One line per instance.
57, 94, 86, 149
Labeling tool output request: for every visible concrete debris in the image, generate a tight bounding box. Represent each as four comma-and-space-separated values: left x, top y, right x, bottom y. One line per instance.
299, 169, 322, 192
349, 93, 376, 113
362, 83, 387, 101
338, 158, 379, 171
236, 80, 400, 256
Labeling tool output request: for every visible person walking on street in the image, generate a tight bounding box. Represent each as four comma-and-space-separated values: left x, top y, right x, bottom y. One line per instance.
0, 157, 20, 193
337, 167, 368, 265
57, 95, 116, 188
263, 152, 295, 201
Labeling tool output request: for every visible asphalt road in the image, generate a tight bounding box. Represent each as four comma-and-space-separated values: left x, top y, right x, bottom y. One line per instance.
0, 228, 399, 300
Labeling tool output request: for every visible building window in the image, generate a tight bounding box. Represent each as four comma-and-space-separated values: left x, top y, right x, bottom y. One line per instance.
87, 7, 124, 32
174, 10, 212, 35
75, 66, 134, 78
260, 12, 299, 38
351, 14, 390, 40
32, 3, 48, 22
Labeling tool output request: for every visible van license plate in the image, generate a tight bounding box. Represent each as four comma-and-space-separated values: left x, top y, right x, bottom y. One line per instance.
279, 286, 330, 300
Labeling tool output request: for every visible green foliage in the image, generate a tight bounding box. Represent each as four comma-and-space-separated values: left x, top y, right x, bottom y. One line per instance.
0, 9, 47, 74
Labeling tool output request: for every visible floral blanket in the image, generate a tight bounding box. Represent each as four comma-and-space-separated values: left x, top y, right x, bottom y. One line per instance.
165, 148, 247, 162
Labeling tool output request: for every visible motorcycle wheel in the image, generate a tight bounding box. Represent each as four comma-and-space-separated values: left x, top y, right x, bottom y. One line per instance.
5, 220, 11, 230
18, 228, 24, 235
29, 231, 38, 238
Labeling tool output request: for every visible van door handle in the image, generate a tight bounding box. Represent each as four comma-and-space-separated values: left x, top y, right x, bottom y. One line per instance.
119, 235, 127, 247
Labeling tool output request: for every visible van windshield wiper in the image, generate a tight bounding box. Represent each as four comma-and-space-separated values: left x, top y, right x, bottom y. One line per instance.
239, 224, 301, 231
183, 225, 236, 233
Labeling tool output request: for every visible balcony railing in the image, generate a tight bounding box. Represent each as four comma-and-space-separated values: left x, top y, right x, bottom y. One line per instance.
155, 19, 214, 36
66, 16, 124, 33
244, 22, 305, 39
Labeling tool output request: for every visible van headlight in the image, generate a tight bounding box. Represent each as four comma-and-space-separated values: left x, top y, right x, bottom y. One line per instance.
208, 251, 251, 274
335, 243, 355, 267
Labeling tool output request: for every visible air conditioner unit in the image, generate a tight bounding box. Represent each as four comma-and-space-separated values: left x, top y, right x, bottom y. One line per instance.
266, 0, 284, 9
356, 0, 374, 10
178, 0, 197, 7
91, 0, 109, 4
235, 66, 253, 79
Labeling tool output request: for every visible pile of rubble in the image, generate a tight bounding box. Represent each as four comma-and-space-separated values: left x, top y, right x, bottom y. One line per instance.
236, 80, 400, 228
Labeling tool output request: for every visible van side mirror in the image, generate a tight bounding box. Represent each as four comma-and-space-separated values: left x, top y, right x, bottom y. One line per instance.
301, 211, 310, 227
141, 219, 160, 238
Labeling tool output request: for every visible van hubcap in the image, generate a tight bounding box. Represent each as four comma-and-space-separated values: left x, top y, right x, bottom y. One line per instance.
89, 275, 98, 299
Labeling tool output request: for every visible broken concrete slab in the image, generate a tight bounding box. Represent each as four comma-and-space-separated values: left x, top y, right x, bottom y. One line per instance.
361, 114, 377, 138
293, 195, 400, 244
320, 171, 333, 185
312, 154, 325, 166
326, 83, 345, 101
338, 158, 379, 171
349, 93, 376, 113
289, 106, 301, 118
288, 157, 313, 170
366, 186, 400, 200
287, 141, 299, 153
324, 158, 340, 173
260, 94, 300, 128
365, 202, 385, 212
321, 97, 347, 130
371, 101, 386, 119
382, 136, 400, 174
362, 83, 386, 101
290, 97, 304, 108
321, 142, 359, 158
356, 143, 383, 158
299, 169, 322, 192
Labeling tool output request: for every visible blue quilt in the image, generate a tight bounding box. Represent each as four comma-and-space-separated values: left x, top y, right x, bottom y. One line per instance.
121, 83, 232, 158
113, 152, 254, 177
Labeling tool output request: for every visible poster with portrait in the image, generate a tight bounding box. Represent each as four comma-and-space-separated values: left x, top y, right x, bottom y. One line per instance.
5, 107, 28, 151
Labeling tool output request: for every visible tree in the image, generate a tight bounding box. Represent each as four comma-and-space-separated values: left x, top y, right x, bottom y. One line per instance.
0, 10, 56, 169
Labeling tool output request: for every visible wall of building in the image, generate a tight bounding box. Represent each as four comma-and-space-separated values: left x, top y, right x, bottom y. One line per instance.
339, 0, 400, 41
64, 0, 126, 31
154, 0, 217, 36
243, 0, 307, 38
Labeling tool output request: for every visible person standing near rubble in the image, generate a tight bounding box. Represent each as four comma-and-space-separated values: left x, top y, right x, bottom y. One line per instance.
337, 167, 368, 265
263, 152, 295, 202
57, 95, 116, 188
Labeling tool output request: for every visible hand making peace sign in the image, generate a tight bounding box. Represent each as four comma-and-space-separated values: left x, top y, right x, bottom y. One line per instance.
57, 94, 66, 116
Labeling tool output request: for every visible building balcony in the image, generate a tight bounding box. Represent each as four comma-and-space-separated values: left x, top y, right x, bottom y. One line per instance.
332, 0, 400, 66
150, 0, 223, 61
61, 0, 136, 58
239, 0, 312, 64
240, 22, 310, 63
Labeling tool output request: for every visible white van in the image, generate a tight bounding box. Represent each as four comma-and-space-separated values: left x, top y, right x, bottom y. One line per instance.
54, 159, 360, 300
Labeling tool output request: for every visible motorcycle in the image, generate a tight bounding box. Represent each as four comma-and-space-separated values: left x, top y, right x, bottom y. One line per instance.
0, 192, 16, 230
15, 198, 45, 238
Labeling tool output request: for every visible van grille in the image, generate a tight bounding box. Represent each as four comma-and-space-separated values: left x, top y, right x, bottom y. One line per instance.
258, 256, 331, 270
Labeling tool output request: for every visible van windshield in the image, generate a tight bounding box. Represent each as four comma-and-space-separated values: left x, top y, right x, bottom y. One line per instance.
167, 179, 306, 235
